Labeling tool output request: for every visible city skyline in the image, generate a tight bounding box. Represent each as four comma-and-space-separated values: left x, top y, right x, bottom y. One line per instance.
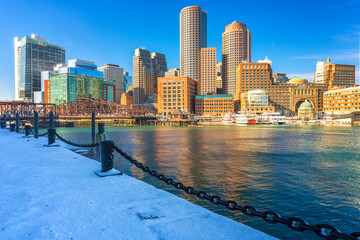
0, 0, 359, 100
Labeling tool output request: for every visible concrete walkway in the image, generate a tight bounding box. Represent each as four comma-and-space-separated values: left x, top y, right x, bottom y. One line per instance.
0, 130, 277, 240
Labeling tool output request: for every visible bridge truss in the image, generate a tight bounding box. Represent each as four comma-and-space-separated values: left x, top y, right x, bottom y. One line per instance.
0, 98, 156, 119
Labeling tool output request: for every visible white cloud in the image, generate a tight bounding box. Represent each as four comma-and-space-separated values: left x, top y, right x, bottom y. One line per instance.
293, 49, 359, 62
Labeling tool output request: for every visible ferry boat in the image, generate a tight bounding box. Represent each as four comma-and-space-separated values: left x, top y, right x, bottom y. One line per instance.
258, 112, 286, 125
235, 111, 257, 125
222, 113, 235, 123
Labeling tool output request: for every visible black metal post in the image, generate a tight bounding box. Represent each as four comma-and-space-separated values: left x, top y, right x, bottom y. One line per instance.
98, 122, 105, 134
34, 111, 39, 138
91, 112, 95, 144
3, 114, 7, 129
24, 125, 31, 137
16, 112, 20, 133
99, 140, 115, 172
47, 128, 56, 145
10, 123, 15, 132
0, 120, 3, 129
49, 111, 54, 129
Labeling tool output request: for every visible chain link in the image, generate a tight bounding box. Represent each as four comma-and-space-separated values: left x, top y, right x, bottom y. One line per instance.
38, 131, 48, 136
112, 144, 359, 240
54, 132, 99, 148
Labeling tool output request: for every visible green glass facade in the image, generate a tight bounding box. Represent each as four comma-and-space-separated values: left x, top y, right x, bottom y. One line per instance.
50, 74, 104, 104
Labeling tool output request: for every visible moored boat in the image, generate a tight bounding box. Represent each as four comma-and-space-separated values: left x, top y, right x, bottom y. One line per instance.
258, 112, 286, 124
235, 111, 258, 125
222, 113, 236, 123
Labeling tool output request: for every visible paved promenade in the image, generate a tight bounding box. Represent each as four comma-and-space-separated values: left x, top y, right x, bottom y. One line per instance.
0, 130, 277, 240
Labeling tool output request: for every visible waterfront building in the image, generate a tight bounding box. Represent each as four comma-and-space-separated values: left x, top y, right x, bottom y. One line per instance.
216, 62, 223, 93
121, 92, 133, 106
103, 79, 116, 102
314, 58, 332, 83
199, 47, 217, 95
298, 100, 315, 119
43, 59, 115, 104
222, 21, 251, 95
14, 34, 65, 100
45, 74, 104, 104
157, 76, 197, 116
42, 59, 103, 79
324, 63, 355, 88
33, 91, 44, 103
258, 56, 271, 66
133, 48, 167, 105
195, 94, 234, 116
123, 72, 133, 92
98, 64, 124, 104
165, 68, 180, 77
323, 86, 360, 115
314, 58, 355, 88
240, 89, 275, 114
235, 62, 329, 116
180, 6, 207, 81
273, 73, 289, 83
66, 59, 103, 78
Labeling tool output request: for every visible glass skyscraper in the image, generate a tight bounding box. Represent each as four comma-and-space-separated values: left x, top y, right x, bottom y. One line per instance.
14, 34, 65, 100
123, 72, 133, 92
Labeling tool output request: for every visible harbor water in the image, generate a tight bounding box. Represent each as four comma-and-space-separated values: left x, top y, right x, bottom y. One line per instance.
56, 125, 360, 240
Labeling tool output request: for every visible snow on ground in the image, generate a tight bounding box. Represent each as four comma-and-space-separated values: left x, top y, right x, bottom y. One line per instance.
0, 130, 277, 240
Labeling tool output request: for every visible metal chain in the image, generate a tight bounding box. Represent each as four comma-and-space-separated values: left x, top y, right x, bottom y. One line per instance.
112, 144, 360, 240
38, 131, 48, 137
29, 128, 35, 135
54, 131, 99, 148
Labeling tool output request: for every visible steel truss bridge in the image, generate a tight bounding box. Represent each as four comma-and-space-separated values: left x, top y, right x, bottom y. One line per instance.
0, 98, 156, 119
0, 101, 56, 119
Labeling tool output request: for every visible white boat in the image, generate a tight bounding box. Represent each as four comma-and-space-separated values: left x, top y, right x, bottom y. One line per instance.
235, 111, 257, 125
258, 112, 286, 125
222, 113, 235, 123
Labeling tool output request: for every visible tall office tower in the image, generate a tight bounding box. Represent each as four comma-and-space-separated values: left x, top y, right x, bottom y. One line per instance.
180, 6, 207, 81
14, 34, 65, 100
98, 64, 124, 103
199, 47, 216, 95
314, 57, 332, 83
133, 48, 152, 104
216, 62, 223, 93
151, 52, 168, 90
165, 68, 180, 77
222, 21, 251, 95
133, 49, 167, 104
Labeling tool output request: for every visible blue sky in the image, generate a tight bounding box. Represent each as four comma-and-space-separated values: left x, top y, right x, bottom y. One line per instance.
0, 0, 359, 100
